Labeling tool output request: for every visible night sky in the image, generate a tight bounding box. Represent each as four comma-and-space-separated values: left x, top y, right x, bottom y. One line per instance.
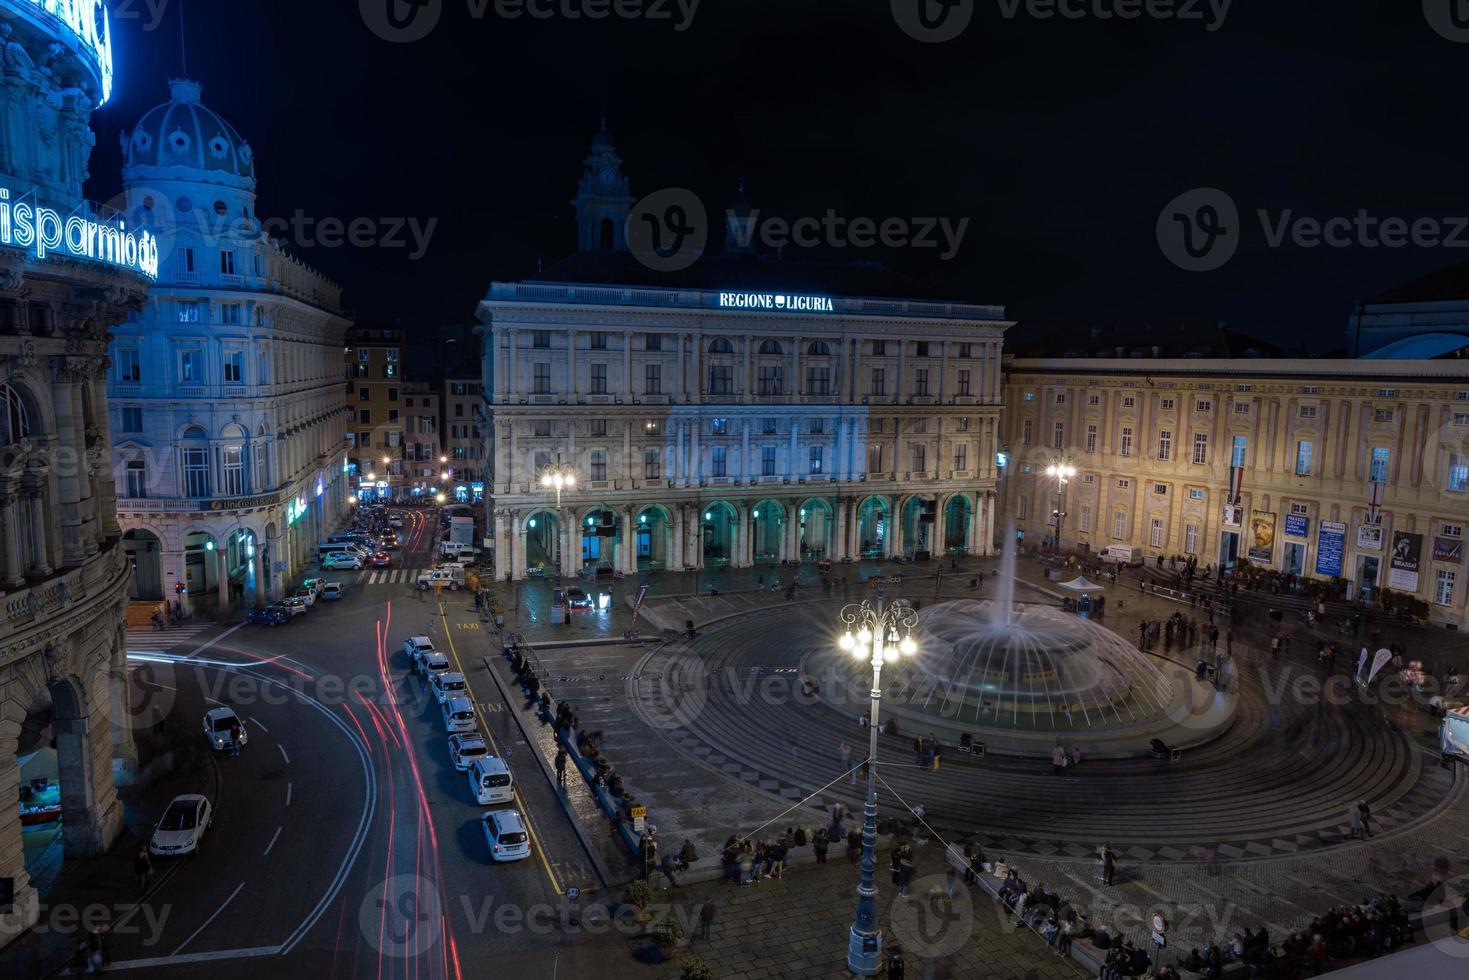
85, 1, 1469, 353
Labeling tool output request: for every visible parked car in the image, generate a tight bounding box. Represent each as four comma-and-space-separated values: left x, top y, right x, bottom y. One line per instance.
431, 671, 467, 705
301, 578, 327, 596
246, 605, 291, 626
404, 635, 436, 670
278, 597, 309, 617
469, 755, 515, 805
203, 706, 246, 751
371, 551, 393, 568
322, 554, 363, 570
381, 533, 400, 549
320, 582, 344, 601
288, 588, 317, 608
416, 568, 464, 591
388, 515, 404, 528
482, 809, 531, 862
420, 650, 452, 679
564, 588, 593, 610
448, 732, 490, 771
149, 795, 212, 857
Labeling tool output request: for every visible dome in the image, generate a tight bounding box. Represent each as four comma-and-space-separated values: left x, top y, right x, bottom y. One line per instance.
121, 79, 255, 185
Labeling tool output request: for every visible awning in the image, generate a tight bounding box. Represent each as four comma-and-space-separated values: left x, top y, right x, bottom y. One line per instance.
1058, 577, 1106, 593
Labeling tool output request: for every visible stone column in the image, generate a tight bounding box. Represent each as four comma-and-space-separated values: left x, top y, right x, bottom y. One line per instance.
510, 513, 526, 580
620, 507, 637, 575
90, 372, 121, 540
110, 630, 138, 768
934, 498, 947, 556
0, 491, 22, 587
26, 488, 50, 577
54, 668, 124, 857
984, 493, 996, 555
50, 362, 88, 566
0, 750, 40, 938
670, 507, 685, 571
834, 497, 848, 561
216, 549, 231, 611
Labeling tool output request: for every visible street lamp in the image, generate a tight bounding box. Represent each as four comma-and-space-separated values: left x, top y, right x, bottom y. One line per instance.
434, 492, 446, 504
539, 463, 576, 590
838, 594, 919, 976
1044, 463, 1076, 551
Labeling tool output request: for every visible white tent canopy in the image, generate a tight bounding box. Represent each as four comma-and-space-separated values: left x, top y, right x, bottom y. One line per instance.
1058, 577, 1106, 593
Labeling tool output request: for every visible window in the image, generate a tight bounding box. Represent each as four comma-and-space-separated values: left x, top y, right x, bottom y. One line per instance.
533, 363, 550, 394
957, 417, 970, 431
957, 370, 971, 396
183, 447, 210, 497
1436, 568, 1457, 607
762, 446, 777, 476
1120, 426, 1133, 457
758, 365, 783, 396
1443, 523, 1463, 538
125, 459, 146, 498
708, 363, 733, 395
645, 363, 662, 395
1085, 424, 1097, 453
115, 348, 141, 382
531, 420, 552, 438
1234, 402, 1251, 415
868, 444, 884, 473
1290, 502, 1309, 515
809, 446, 824, 474
180, 247, 195, 273
1158, 430, 1172, 461
708, 338, 734, 354
912, 444, 927, 473
120, 406, 143, 432
916, 342, 930, 357
870, 368, 886, 396
643, 448, 661, 480
387, 410, 399, 423
1295, 441, 1313, 476
532, 331, 550, 349
1232, 435, 1247, 468
1373, 408, 1394, 423
221, 446, 244, 496
645, 333, 663, 352
1299, 404, 1317, 419
710, 418, 729, 436
590, 419, 607, 437
220, 250, 235, 275
358, 431, 371, 448
762, 418, 778, 435
1154, 483, 1168, 495
223, 351, 243, 384
1192, 433, 1209, 465
357, 347, 370, 361
219, 303, 241, 325
1024, 391, 1034, 402
387, 387, 399, 402
359, 388, 370, 402
1122, 396, 1135, 408
711, 446, 727, 478
959, 343, 972, 357
590, 332, 607, 350
590, 363, 607, 395
589, 449, 607, 481
914, 369, 930, 397
533, 451, 553, 473
1022, 419, 1033, 445
871, 340, 886, 356
1160, 398, 1174, 411
1116, 479, 1131, 489
1185, 524, 1199, 554
912, 418, 927, 434
383, 364, 398, 379
1195, 399, 1212, 412
1370, 447, 1389, 483
180, 350, 201, 383
1112, 511, 1126, 539
806, 366, 831, 395
1150, 519, 1164, 547
1087, 394, 1100, 407
1454, 413, 1469, 427
809, 417, 825, 435
1079, 505, 1092, 533
1053, 422, 1065, 450
359, 409, 371, 424
954, 443, 967, 471
1448, 453, 1468, 493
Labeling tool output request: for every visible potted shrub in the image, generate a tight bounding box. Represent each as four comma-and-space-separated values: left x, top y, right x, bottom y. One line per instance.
653, 913, 684, 958
679, 954, 716, 980
625, 879, 653, 923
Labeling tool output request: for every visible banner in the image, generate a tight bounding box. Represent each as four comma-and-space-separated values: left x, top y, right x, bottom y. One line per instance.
1388, 531, 1422, 593
1316, 522, 1346, 577
1248, 511, 1276, 564
1357, 524, 1383, 550
1228, 465, 1244, 504
1366, 481, 1385, 526
1434, 536, 1464, 563
630, 582, 650, 627
1283, 514, 1309, 538
1221, 504, 1242, 527
1366, 648, 1394, 685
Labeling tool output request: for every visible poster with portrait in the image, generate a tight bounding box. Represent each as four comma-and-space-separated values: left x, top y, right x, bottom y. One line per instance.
1248, 511, 1276, 564
1356, 524, 1383, 550
1388, 531, 1422, 592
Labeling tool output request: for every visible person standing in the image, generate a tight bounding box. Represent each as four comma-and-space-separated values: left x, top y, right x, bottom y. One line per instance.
554, 746, 568, 784
134, 846, 152, 895
840, 741, 854, 783
1101, 844, 1117, 886
1052, 743, 1067, 775
1071, 746, 1082, 769
813, 827, 829, 864
895, 846, 914, 898
695, 899, 715, 941
1358, 800, 1373, 838
1346, 800, 1362, 839
228, 722, 242, 757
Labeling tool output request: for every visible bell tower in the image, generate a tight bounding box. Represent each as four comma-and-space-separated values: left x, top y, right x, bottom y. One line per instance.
570, 118, 633, 252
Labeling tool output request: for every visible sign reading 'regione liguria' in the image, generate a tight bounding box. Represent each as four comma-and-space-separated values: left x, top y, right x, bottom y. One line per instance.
0, 187, 160, 279
718, 292, 834, 312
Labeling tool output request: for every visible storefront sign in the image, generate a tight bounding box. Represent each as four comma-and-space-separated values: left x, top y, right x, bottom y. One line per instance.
18, 0, 114, 105
204, 493, 278, 512
1356, 524, 1383, 550
1315, 521, 1346, 577
717, 291, 834, 313
0, 186, 158, 278
1388, 531, 1422, 592
1247, 510, 1275, 564
1433, 536, 1463, 563
1283, 514, 1309, 538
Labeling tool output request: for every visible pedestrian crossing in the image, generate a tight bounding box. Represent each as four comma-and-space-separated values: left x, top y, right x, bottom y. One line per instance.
124, 622, 216, 652
353, 567, 429, 587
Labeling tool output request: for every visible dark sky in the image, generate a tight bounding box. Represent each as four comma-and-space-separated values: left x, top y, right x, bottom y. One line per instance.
85, 0, 1469, 353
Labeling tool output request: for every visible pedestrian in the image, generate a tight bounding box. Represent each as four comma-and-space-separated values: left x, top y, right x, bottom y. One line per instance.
1052, 743, 1067, 775
1101, 844, 1117, 886
660, 853, 679, 889
931, 739, 942, 771
1346, 800, 1362, 839
1358, 799, 1373, 838
134, 845, 152, 894
813, 827, 829, 864
945, 865, 958, 900
895, 848, 914, 898
840, 741, 855, 783
554, 746, 567, 784
1071, 745, 1082, 769
88, 922, 110, 973
228, 722, 242, 756
696, 899, 715, 941
847, 827, 861, 863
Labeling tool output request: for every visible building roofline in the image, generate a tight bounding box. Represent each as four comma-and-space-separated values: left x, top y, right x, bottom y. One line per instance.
1007, 357, 1467, 381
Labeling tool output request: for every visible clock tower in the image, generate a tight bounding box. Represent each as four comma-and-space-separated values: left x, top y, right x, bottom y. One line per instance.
571, 119, 634, 252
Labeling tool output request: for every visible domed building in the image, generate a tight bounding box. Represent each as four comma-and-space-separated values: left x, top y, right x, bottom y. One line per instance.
0, 0, 153, 944
108, 79, 352, 612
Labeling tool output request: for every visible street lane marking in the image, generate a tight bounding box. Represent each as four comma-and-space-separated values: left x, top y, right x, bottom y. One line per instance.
250, 717, 269, 733
278, 744, 290, 764
264, 825, 282, 856
286, 782, 292, 807
172, 880, 245, 956
99, 946, 280, 972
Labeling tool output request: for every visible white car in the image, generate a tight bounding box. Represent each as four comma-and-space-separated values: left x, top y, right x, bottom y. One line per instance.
278, 597, 309, 617
416, 569, 463, 591
203, 706, 246, 751
482, 809, 531, 862
388, 516, 403, 528
322, 554, 362, 570
287, 588, 317, 608
442, 695, 476, 733
150, 795, 212, 856
404, 635, 435, 669
448, 732, 490, 771
420, 651, 451, 679
431, 671, 467, 705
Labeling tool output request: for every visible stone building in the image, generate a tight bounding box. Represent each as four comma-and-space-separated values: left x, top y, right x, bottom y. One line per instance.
346, 324, 405, 502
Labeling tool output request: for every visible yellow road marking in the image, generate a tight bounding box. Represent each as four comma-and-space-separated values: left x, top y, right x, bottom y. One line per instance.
437, 600, 564, 896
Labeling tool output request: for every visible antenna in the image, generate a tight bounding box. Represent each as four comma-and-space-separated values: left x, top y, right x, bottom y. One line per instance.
179, 0, 188, 77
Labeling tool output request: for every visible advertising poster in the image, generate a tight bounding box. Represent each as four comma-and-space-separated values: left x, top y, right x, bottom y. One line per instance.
1248, 511, 1276, 564
1388, 531, 1422, 593
1315, 522, 1346, 577
1357, 524, 1383, 550
1283, 514, 1309, 538
1221, 504, 1242, 527
1433, 536, 1463, 563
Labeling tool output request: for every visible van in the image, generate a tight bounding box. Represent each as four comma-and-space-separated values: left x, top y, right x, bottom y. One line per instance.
468, 756, 514, 805
416, 567, 465, 591
442, 696, 477, 734
1101, 544, 1143, 567
317, 542, 358, 560
439, 541, 481, 560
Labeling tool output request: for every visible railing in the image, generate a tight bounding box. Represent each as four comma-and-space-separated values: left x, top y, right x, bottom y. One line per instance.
2, 546, 127, 656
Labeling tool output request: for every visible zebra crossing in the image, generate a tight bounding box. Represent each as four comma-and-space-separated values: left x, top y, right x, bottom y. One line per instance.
353, 566, 429, 587
123, 621, 216, 652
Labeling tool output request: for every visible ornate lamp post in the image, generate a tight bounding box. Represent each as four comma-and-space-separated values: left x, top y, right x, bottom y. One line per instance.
838, 593, 919, 976
539, 464, 576, 590
1044, 463, 1076, 551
